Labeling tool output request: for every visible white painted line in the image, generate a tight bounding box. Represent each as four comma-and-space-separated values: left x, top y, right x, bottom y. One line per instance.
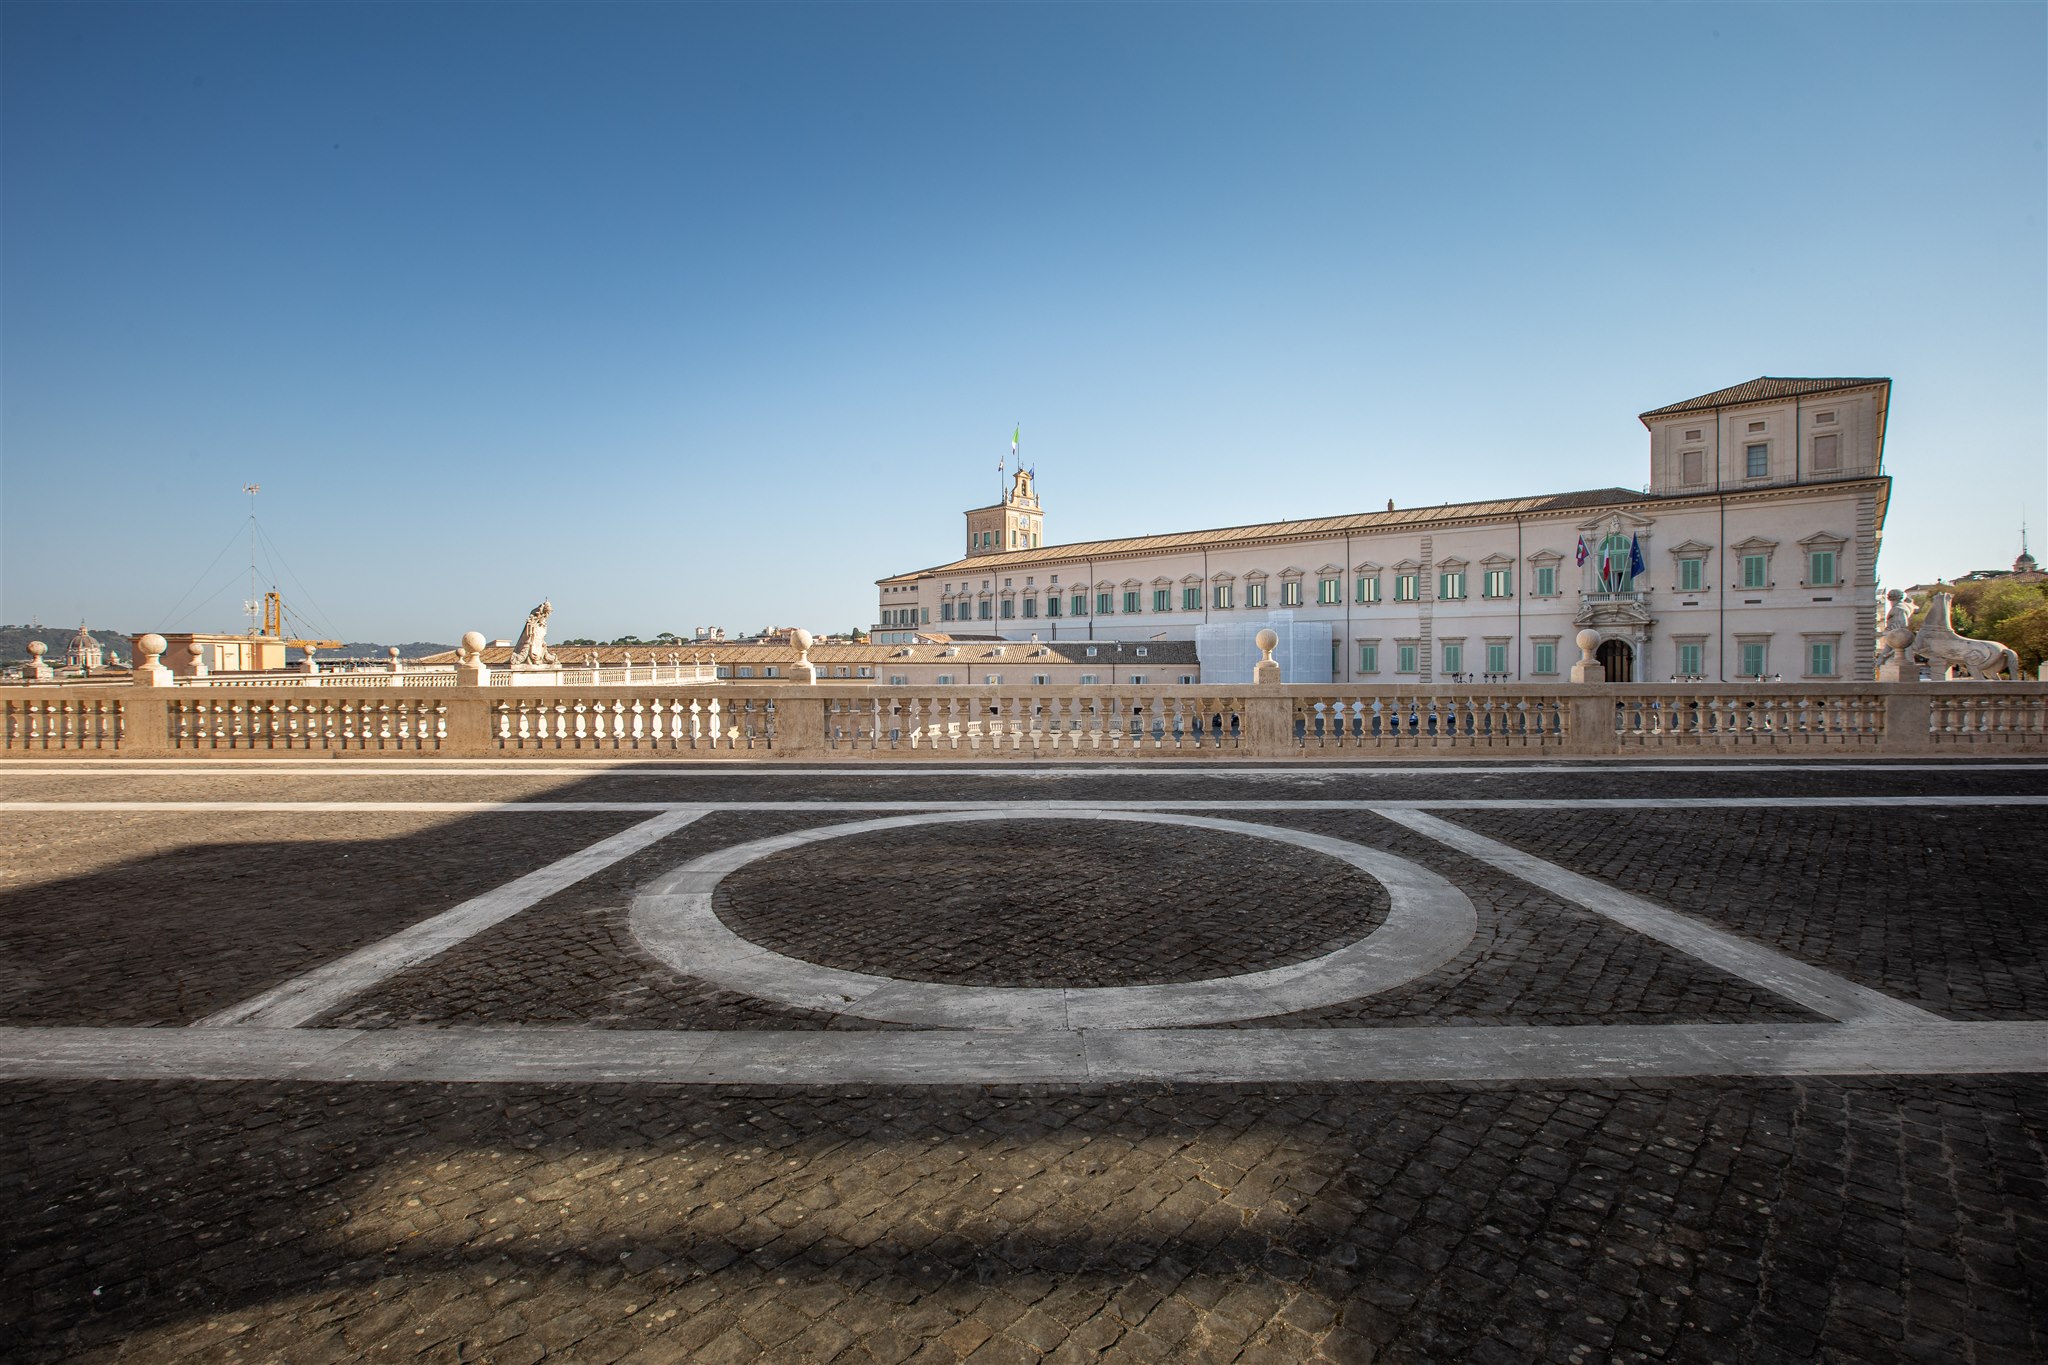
5, 795, 2045, 813
0, 1022, 2041, 1085
630, 810, 1478, 1029
5, 761, 2045, 777
196, 810, 706, 1028
1379, 809, 1942, 1025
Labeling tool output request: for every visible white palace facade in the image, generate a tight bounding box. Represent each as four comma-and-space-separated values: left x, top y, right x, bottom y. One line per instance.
873, 377, 1893, 684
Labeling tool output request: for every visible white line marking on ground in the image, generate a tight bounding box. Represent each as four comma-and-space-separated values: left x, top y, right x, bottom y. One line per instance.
630, 810, 1477, 1029
196, 810, 706, 1028
6, 796, 2044, 813
1379, 809, 1942, 1025
0, 1022, 2040, 1085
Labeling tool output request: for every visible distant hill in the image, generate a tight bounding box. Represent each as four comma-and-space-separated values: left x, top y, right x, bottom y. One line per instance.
294, 641, 457, 664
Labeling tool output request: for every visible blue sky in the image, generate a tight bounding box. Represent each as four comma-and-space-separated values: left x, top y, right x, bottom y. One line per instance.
4, 2, 2042, 643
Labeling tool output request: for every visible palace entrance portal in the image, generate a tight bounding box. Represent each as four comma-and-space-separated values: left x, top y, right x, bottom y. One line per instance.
1597, 639, 1635, 682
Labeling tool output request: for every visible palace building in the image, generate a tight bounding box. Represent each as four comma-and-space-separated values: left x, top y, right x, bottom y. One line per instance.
873, 377, 1892, 683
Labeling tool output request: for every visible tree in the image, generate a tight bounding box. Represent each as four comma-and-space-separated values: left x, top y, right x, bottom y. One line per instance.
848, 627, 868, 642
1991, 604, 2048, 674
1911, 579, 2048, 673
612, 634, 644, 646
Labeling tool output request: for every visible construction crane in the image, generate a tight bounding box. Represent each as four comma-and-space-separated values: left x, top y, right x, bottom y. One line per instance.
260, 591, 341, 651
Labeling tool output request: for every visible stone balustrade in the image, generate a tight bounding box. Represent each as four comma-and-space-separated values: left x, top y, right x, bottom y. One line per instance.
4, 681, 2044, 757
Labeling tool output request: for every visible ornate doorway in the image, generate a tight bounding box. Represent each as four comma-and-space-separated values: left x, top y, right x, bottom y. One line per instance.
1596, 639, 1634, 682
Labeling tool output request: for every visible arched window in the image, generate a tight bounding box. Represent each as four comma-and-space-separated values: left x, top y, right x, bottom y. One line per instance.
1596, 533, 1634, 592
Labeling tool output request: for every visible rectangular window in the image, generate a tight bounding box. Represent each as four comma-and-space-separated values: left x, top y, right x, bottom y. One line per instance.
1740, 642, 1766, 677
941, 602, 955, 622
1486, 643, 1507, 674
1746, 443, 1769, 478
737, 667, 753, 678
762, 666, 779, 678
1678, 558, 1704, 592
1046, 596, 1062, 617
1439, 571, 1465, 600
1078, 674, 1098, 685
1023, 598, 1038, 618
978, 600, 992, 619
1281, 581, 1303, 607
1681, 449, 1705, 485
1393, 573, 1419, 602
716, 666, 732, 679
1442, 643, 1463, 676
1677, 643, 1703, 676
1095, 592, 1113, 615
1073, 593, 1088, 616
1535, 565, 1556, 596
1356, 576, 1380, 604
1812, 433, 1840, 472
1807, 550, 1836, 586
1153, 588, 1170, 612
1808, 641, 1836, 676
1533, 641, 1557, 675
1317, 578, 1340, 605
1359, 643, 1379, 673
1213, 584, 1233, 609
1128, 675, 1145, 684
1000, 599, 1014, 618
985, 675, 1002, 685
1741, 555, 1768, 589
1396, 644, 1418, 674
1245, 582, 1266, 608
888, 675, 907, 686
1182, 586, 1201, 611
1032, 674, 1048, 685
1123, 590, 1140, 613
1483, 569, 1510, 598
936, 674, 954, 685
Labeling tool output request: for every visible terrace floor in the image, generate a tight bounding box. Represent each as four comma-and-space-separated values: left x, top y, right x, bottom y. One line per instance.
3, 758, 2045, 1363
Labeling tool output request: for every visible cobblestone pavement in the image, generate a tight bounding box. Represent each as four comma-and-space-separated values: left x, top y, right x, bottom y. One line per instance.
2, 760, 2045, 1362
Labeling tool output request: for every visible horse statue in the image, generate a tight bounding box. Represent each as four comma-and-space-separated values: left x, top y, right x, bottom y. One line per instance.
510, 599, 557, 667
1908, 590, 2022, 680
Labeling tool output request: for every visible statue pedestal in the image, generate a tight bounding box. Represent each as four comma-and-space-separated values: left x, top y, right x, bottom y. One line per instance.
1569, 660, 1605, 684
1874, 660, 1919, 684
505, 666, 565, 687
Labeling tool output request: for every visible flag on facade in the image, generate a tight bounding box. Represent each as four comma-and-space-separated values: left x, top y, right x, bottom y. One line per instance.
1598, 537, 1614, 587
1629, 533, 1646, 579
1575, 535, 1588, 567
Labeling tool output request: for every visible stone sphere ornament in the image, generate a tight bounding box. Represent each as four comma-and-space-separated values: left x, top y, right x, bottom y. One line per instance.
1576, 628, 1601, 655
25, 640, 45, 659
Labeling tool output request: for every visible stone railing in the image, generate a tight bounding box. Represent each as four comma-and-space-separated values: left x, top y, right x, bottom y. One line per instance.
5, 681, 2045, 757
159, 662, 718, 689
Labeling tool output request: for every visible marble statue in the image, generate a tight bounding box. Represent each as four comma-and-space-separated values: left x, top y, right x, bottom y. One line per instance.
510, 600, 557, 667
1909, 591, 2022, 680
1874, 589, 1916, 669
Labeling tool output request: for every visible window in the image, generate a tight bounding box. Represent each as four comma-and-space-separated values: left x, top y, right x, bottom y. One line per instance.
984, 675, 1002, 685
1359, 642, 1379, 673
1535, 565, 1557, 597
716, 666, 732, 679
936, 674, 954, 685
1123, 590, 1140, 613
977, 600, 991, 620
1072, 593, 1088, 616
1812, 434, 1840, 472
941, 602, 955, 622
1741, 555, 1768, 589
1153, 588, 1170, 612
762, 666, 779, 678
1740, 641, 1767, 677
1676, 642, 1703, 677
1678, 557, 1704, 592
737, 667, 753, 678
1078, 674, 1099, 685
1318, 578, 1340, 605
1485, 642, 1507, 674
1245, 582, 1266, 608
857, 667, 873, 678
1213, 584, 1233, 609
1745, 443, 1769, 478
1533, 641, 1557, 675
1023, 598, 1038, 618
1000, 599, 1014, 618
1356, 575, 1380, 604
1814, 410, 1835, 425
1046, 596, 1062, 617
1086, 646, 1098, 657
1396, 643, 1419, 674
1281, 581, 1303, 607
1032, 674, 1049, 685
888, 675, 908, 686
1807, 549, 1836, 586
1182, 586, 1200, 611
1179, 675, 1195, 684
1128, 675, 1145, 684
1439, 571, 1466, 600
1393, 573, 1419, 602
1595, 534, 1634, 592
1096, 592, 1113, 614
1681, 449, 1705, 485
1685, 428, 1702, 441
1442, 642, 1463, 675
1135, 647, 1147, 656
1483, 569, 1510, 598
1807, 639, 1838, 677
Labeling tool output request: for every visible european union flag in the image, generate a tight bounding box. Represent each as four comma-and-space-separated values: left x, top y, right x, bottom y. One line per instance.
1628, 533, 1647, 578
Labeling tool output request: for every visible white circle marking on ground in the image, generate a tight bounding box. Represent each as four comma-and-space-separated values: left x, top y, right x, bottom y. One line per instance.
629, 809, 1477, 1029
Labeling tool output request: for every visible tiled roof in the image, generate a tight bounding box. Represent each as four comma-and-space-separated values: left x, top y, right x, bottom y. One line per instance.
891, 487, 1644, 581
1638, 377, 1889, 420
418, 639, 1200, 667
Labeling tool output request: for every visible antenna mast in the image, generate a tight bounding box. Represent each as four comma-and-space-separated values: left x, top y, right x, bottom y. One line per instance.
243, 483, 262, 635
